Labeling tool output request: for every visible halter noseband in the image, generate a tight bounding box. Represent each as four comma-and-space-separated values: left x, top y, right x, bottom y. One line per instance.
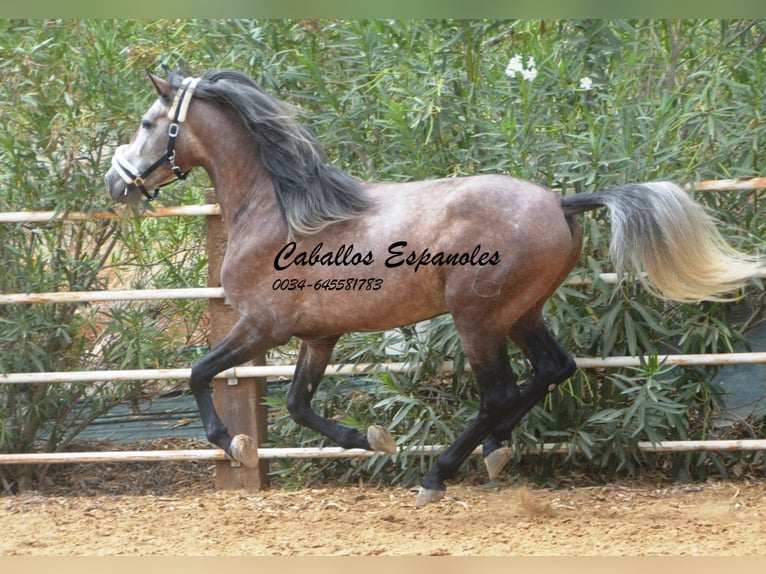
111, 76, 200, 202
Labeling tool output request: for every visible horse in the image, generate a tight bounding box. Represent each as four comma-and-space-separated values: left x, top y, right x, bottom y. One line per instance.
104, 67, 763, 506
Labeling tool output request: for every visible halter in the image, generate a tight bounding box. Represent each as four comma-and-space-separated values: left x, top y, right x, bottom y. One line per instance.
111, 76, 200, 202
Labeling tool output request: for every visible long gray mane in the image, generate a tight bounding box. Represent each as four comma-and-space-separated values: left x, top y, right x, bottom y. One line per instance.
172, 69, 370, 237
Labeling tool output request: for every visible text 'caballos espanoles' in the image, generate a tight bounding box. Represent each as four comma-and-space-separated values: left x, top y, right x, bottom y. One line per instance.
273, 241, 500, 273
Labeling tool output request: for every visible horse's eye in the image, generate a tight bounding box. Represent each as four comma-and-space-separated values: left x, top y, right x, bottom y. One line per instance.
141, 118, 153, 130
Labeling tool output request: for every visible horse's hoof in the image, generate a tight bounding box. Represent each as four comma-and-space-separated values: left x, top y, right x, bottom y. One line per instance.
229, 434, 259, 467
367, 425, 397, 454
484, 446, 513, 481
415, 487, 445, 507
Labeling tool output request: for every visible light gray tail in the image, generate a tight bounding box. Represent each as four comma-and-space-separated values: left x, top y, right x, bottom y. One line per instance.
562, 181, 763, 301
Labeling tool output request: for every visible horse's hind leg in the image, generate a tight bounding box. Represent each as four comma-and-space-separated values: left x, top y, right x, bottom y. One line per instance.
417, 333, 520, 506
286, 338, 396, 453
481, 311, 577, 479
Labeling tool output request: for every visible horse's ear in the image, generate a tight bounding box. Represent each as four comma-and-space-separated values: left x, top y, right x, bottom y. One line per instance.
146, 69, 171, 99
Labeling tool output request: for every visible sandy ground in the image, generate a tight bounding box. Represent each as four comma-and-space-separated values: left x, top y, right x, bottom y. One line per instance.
3, 477, 766, 556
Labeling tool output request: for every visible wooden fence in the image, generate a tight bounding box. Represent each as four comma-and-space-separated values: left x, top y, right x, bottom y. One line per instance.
1, 180, 765, 491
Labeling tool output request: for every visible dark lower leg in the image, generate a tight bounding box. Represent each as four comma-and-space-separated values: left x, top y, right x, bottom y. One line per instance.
420, 339, 517, 493
482, 319, 576, 461
286, 338, 382, 450
193, 390, 233, 453
421, 415, 496, 492
189, 319, 279, 458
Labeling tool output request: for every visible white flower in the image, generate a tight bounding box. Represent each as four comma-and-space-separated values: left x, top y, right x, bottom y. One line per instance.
521, 67, 538, 81
505, 54, 524, 77
505, 53, 538, 82
579, 76, 593, 90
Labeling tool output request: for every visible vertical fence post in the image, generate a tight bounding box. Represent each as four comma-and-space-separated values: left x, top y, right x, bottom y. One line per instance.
205, 189, 269, 490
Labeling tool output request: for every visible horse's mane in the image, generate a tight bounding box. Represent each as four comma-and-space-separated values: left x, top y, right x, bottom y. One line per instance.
172, 69, 370, 237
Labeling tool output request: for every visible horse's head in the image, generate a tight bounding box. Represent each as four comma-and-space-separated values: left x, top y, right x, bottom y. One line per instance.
105, 68, 201, 203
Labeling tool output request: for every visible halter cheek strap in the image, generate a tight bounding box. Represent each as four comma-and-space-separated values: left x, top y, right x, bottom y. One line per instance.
112, 76, 200, 201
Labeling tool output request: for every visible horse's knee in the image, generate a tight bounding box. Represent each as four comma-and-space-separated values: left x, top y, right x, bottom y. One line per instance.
189, 347, 234, 395
541, 353, 577, 390
562, 354, 577, 379
286, 394, 311, 426
189, 361, 211, 395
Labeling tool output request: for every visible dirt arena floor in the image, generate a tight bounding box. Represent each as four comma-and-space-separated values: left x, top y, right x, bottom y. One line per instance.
3, 442, 766, 557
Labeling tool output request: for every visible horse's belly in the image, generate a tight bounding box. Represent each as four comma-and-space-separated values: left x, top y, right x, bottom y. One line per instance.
287, 271, 449, 337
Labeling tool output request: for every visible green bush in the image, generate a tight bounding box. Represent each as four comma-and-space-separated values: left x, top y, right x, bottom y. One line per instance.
0, 20, 763, 492
0, 21, 208, 492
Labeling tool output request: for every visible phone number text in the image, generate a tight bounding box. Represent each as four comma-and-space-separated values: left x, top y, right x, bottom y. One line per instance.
272, 278, 384, 292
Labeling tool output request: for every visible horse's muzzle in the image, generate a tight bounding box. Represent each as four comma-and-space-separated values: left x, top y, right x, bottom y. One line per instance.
104, 166, 141, 204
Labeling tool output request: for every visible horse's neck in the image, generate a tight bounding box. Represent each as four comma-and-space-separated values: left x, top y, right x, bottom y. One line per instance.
199, 123, 287, 242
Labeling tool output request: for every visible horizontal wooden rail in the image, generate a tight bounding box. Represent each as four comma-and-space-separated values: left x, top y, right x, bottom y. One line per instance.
3, 439, 766, 466
1, 353, 765, 386
688, 177, 766, 192
0, 177, 762, 225
0, 287, 226, 305
0, 276, 619, 306
3, 271, 764, 305
0, 204, 220, 224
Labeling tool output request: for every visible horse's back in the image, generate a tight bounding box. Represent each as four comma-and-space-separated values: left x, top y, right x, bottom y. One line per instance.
367, 174, 574, 259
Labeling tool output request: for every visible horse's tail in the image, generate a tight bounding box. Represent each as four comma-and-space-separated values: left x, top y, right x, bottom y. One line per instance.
561, 181, 763, 302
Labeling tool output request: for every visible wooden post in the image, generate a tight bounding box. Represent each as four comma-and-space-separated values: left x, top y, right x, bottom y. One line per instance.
205, 189, 269, 490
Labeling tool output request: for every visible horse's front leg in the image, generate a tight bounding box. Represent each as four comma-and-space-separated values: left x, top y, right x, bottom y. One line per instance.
286, 338, 396, 453
190, 317, 287, 467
